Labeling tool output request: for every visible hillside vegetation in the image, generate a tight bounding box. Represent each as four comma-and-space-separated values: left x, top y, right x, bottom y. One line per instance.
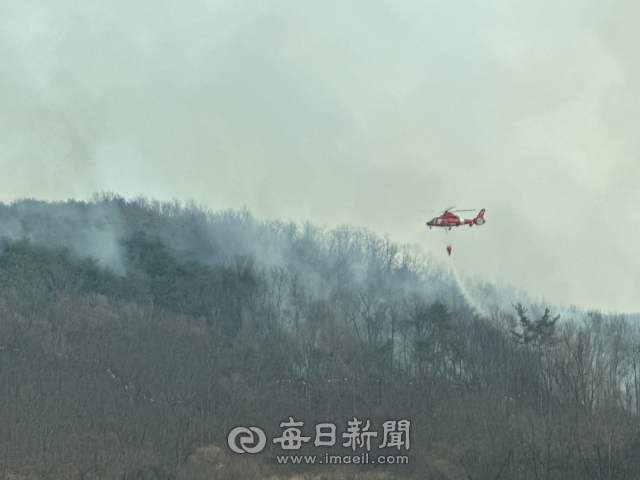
0, 193, 639, 480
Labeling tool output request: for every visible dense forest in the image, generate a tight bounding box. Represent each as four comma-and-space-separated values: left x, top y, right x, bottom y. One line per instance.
0, 193, 639, 480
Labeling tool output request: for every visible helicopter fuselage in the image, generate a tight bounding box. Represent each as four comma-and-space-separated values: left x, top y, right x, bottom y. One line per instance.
426, 209, 486, 228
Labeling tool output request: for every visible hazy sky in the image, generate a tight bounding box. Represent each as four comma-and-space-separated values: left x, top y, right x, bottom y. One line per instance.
1, 0, 638, 313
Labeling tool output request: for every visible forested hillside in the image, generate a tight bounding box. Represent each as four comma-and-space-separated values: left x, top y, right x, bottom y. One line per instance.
0, 194, 639, 480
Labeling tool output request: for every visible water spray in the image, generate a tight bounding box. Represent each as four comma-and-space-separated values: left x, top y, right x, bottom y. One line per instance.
448, 254, 489, 316
443, 227, 488, 316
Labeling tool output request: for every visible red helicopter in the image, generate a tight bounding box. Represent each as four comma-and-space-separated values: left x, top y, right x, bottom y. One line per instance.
426, 207, 486, 230
426, 207, 486, 255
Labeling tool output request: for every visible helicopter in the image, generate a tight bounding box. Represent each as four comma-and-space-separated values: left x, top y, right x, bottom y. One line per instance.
426, 207, 486, 230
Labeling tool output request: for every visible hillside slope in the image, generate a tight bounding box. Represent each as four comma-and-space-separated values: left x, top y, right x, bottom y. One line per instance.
0, 194, 639, 480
